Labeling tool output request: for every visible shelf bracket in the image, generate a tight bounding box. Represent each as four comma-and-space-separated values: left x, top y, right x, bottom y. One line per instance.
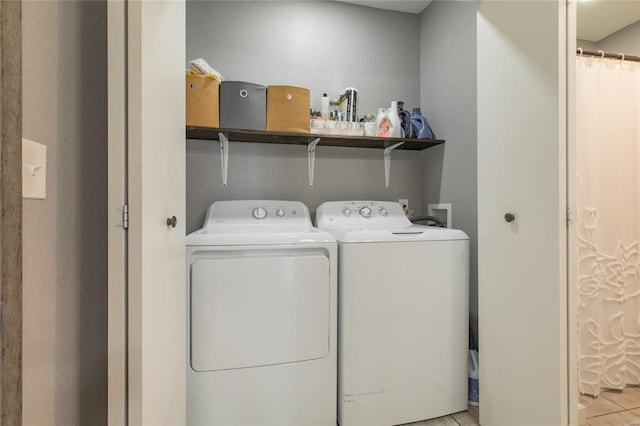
383, 141, 404, 188
308, 137, 321, 187
218, 132, 229, 186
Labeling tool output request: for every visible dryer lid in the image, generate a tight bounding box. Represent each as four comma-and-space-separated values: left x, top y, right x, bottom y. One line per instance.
186, 227, 335, 246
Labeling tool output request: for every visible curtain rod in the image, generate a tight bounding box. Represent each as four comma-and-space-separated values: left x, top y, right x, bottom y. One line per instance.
577, 48, 640, 63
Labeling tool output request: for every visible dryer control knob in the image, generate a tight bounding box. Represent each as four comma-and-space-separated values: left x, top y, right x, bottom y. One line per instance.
343, 208, 352, 217
276, 208, 285, 217
379, 208, 388, 216
359, 206, 372, 218
252, 207, 267, 219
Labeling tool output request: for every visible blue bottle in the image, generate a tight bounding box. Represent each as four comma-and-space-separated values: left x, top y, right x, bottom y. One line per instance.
411, 107, 435, 139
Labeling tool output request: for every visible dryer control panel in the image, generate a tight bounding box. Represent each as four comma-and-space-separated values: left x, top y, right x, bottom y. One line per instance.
202, 200, 312, 227
315, 201, 410, 229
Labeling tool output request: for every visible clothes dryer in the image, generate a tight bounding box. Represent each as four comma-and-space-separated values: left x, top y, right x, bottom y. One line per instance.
187, 200, 337, 426
315, 200, 469, 426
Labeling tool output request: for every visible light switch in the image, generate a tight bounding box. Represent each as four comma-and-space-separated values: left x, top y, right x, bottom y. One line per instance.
22, 138, 46, 199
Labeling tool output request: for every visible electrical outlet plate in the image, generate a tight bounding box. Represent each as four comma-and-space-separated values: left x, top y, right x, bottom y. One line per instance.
398, 198, 408, 209
22, 138, 47, 200
428, 203, 452, 228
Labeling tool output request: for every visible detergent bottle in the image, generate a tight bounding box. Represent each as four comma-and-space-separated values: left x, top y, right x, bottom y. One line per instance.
387, 101, 402, 138
468, 348, 479, 406
397, 101, 412, 138
411, 107, 435, 139
376, 103, 401, 138
376, 107, 388, 137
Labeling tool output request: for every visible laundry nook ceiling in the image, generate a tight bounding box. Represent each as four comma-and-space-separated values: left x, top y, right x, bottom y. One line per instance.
335, 0, 432, 14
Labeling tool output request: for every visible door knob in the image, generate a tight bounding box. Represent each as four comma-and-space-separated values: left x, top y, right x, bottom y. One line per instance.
166, 216, 177, 228
504, 213, 515, 223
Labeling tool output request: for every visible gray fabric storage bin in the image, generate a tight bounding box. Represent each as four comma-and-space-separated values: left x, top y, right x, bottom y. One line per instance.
219, 81, 267, 130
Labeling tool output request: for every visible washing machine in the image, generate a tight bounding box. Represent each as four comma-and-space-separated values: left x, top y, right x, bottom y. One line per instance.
186, 200, 337, 426
315, 200, 469, 426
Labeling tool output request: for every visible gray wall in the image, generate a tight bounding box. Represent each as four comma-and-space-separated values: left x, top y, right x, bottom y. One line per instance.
419, 1, 478, 343
595, 20, 640, 56
186, 1, 421, 116
186, 1, 425, 232
578, 21, 640, 56
577, 39, 598, 51
22, 1, 107, 424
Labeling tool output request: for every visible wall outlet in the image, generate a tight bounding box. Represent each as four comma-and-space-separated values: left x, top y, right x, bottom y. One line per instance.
398, 198, 408, 209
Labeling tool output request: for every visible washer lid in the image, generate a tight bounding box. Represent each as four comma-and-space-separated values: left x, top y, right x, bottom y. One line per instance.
187, 200, 335, 246
320, 224, 469, 242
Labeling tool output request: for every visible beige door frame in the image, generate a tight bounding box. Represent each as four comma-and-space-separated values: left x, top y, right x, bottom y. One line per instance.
0, 0, 22, 424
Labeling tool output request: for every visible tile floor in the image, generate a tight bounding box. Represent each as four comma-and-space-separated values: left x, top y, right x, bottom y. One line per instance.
387, 386, 640, 426
401, 406, 480, 426
580, 386, 640, 426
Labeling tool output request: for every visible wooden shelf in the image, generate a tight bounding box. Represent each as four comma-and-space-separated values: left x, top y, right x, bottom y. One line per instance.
186, 126, 444, 151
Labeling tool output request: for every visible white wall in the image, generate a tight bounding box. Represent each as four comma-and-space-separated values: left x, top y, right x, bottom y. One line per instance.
419, 0, 478, 344
186, 1, 425, 232
22, 1, 107, 424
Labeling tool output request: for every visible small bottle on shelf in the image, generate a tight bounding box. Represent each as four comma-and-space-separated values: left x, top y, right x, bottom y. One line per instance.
321, 93, 329, 121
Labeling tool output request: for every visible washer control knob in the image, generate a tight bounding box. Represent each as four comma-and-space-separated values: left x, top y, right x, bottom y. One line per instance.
276, 208, 285, 217
379, 208, 388, 216
252, 207, 267, 219
359, 206, 372, 218
343, 208, 352, 217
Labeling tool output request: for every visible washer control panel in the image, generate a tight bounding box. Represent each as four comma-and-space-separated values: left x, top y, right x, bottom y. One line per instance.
203, 200, 311, 227
316, 201, 411, 228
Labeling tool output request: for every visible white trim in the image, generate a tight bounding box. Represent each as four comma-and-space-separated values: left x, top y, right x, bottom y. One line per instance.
107, 1, 128, 424
566, 0, 579, 424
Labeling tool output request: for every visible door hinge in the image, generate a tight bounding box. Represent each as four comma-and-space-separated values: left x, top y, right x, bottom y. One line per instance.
566, 207, 573, 226
117, 205, 129, 229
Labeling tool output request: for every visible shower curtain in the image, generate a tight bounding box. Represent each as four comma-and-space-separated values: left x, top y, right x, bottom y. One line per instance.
577, 55, 640, 396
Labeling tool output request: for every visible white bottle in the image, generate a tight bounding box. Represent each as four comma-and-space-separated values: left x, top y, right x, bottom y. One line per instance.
388, 101, 402, 138
321, 93, 329, 121
376, 107, 388, 137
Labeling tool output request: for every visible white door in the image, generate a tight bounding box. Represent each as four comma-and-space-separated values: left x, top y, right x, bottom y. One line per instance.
108, 1, 186, 424
477, 1, 569, 425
